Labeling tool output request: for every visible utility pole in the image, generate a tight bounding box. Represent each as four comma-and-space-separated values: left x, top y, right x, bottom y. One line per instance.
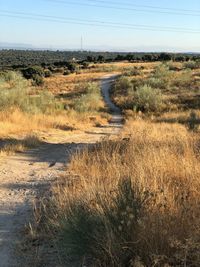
81, 36, 83, 52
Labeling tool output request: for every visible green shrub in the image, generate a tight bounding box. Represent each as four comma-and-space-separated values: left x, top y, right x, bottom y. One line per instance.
44, 69, 52, 77
0, 71, 55, 113
151, 64, 174, 90
134, 85, 163, 112
187, 111, 199, 131
154, 64, 171, 79
0, 71, 29, 110
115, 76, 133, 93
167, 62, 181, 71
81, 61, 90, 69
28, 91, 55, 113
31, 74, 44, 86
63, 70, 71, 75
67, 62, 79, 73
21, 66, 44, 79
146, 77, 166, 89
122, 67, 141, 77
172, 70, 193, 87
184, 61, 199, 70
54, 67, 65, 74
74, 83, 102, 113
21, 66, 44, 86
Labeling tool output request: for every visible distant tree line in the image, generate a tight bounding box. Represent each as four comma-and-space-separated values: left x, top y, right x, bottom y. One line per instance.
0, 50, 200, 69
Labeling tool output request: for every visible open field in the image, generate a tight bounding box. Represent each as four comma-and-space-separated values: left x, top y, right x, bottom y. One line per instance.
26, 60, 200, 266
0, 59, 200, 266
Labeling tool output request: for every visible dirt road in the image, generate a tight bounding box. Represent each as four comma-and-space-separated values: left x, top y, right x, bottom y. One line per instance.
0, 75, 122, 267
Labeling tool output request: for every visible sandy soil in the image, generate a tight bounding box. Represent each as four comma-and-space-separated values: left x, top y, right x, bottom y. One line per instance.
0, 75, 123, 267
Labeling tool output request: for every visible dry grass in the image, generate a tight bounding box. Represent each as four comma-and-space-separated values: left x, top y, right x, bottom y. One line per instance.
0, 143, 26, 156
33, 119, 200, 266
0, 108, 107, 138
0, 134, 41, 156
91, 61, 159, 69
84, 62, 159, 76
42, 72, 110, 94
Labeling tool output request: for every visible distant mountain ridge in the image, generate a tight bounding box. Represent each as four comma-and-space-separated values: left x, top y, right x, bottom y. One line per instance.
0, 42, 199, 54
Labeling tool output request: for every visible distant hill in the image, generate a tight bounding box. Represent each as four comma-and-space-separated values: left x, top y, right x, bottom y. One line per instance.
0, 42, 36, 50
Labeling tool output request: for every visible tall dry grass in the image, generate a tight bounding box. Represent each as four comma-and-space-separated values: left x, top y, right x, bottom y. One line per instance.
0, 108, 106, 137
36, 120, 200, 266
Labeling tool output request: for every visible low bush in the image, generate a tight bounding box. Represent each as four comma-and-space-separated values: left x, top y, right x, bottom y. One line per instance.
134, 85, 163, 112
150, 64, 174, 89
67, 62, 79, 73
167, 62, 181, 71
74, 83, 102, 113
187, 111, 199, 131
0, 71, 55, 113
31, 74, 44, 86
122, 67, 141, 76
184, 61, 199, 70
154, 63, 172, 80
52, 67, 65, 74
114, 76, 133, 93
63, 70, 71, 75
21, 66, 44, 79
81, 61, 90, 69
172, 70, 193, 88
21, 66, 44, 86
146, 77, 166, 89
44, 69, 52, 77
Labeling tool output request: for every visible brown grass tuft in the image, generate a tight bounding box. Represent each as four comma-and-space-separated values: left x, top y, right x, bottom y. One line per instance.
0, 134, 41, 156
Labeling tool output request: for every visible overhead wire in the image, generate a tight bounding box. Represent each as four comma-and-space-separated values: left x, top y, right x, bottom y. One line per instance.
1, 10, 200, 34
43, 0, 200, 17
82, 0, 200, 14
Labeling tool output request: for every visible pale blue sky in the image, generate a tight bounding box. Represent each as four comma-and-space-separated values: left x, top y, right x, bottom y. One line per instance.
0, 0, 200, 51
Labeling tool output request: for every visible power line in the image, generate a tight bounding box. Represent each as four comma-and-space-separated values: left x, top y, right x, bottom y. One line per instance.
44, 0, 200, 17
84, 0, 200, 14
1, 10, 200, 34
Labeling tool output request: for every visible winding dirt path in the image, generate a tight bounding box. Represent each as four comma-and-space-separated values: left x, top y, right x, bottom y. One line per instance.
0, 75, 122, 267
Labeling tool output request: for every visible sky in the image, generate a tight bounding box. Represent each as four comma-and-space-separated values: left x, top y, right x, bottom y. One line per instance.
0, 0, 200, 52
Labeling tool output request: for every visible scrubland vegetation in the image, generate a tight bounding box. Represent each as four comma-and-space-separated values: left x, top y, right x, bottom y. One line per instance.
26, 59, 200, 266
113, 62, 200, 116
1, 55, 200, 266
0, 69, 107, 155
